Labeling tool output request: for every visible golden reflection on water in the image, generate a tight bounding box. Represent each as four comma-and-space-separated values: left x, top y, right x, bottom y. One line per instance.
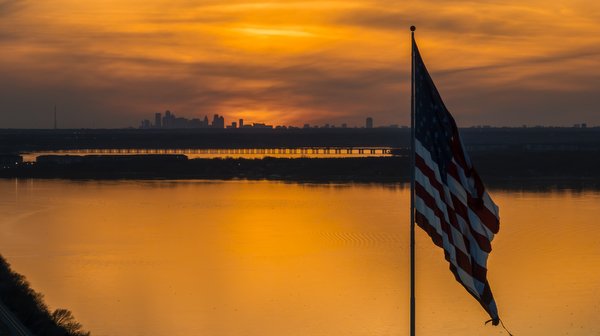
0, 180, 599, 335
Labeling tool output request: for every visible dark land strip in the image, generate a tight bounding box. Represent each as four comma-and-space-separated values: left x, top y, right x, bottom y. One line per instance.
2, 152, 600, 191
2, 128, 600, 152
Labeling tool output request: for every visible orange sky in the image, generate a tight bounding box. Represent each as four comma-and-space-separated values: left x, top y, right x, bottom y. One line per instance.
1, 0, 599, 128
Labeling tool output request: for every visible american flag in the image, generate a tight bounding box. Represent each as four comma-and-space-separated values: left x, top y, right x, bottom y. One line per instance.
412, 37, 501, 325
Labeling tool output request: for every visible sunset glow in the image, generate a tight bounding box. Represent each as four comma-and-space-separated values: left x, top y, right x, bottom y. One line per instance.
1, 0, 599, 127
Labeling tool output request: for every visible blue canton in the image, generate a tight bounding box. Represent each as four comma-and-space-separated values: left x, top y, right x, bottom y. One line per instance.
414, 41, 456, 183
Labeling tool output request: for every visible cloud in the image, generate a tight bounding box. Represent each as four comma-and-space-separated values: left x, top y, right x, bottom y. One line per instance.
333, 6, 549, 38
435, 46, 600, 78
3, 37, 600, 128
0, 0, 26, 16
0, 47, 407, 128
1, 1, 599, 128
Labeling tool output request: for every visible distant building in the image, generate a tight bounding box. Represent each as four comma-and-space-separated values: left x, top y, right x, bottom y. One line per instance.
190, 118, 203, 128
252, 123, 273, 129
155, 113, 162, 128
162, 110, 174, 128
139, 110, 237, 129
137, 112, 377, 130
211, 114, 225, 128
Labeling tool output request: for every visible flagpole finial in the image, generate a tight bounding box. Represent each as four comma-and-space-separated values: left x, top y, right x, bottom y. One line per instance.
410, 26, 416, 32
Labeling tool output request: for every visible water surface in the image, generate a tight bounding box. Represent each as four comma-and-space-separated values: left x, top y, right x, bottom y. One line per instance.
0, 179, 598, 335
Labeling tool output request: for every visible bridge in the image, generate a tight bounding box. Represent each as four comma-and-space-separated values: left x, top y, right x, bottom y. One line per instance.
46, 147, 397, 156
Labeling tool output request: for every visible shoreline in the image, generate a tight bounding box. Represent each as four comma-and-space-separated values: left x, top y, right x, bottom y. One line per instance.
2, 155, 600, 190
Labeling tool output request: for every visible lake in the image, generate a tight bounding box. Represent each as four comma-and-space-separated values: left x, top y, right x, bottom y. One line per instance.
0, 179, 598, 335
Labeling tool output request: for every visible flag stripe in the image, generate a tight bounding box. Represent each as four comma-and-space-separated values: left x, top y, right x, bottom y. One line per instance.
416, 164, 491, 275
415, 181, 488, 285
446, 163, 498, 236
415, 209, 485, 297
447, 161, 498, 232
415, 150, 493, 253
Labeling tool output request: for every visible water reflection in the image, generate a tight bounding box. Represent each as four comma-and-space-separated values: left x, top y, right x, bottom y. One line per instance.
0, 179, 598, 335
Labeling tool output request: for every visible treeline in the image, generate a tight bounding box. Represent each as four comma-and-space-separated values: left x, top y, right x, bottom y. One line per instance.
3, 156, 407, 182
0, 255, 89, 336
3, 152, 600, 189
2, 127, 600, 152
0, 128, 408, 152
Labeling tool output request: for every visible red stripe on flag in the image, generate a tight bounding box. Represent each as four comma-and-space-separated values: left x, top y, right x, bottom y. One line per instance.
447, 161, 500, 234
415, 183, 487, 283
416, 155, 493, 252
449, 194, 493, 253
416, 210, 490, 298
467, 194, 500, 234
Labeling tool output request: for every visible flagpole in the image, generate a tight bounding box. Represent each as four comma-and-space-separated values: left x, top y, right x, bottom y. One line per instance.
409, 25, 416, 336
